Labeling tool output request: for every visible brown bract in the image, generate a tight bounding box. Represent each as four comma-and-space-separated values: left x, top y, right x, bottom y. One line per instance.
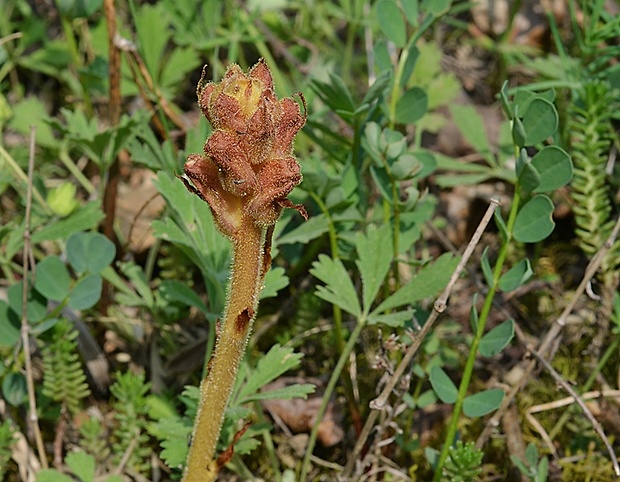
183, 59, 307, 238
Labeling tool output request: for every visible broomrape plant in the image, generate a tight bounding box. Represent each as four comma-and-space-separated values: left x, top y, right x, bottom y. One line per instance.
180, 59, 308, 482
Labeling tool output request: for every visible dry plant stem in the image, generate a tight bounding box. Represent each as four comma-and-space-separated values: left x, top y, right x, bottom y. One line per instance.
527, 350, 620, 476
342, 200, 499, 480
476, 215, 620, 448
526, 389, 620, 456
183, 221, 264, 482
21, 127, 48, 470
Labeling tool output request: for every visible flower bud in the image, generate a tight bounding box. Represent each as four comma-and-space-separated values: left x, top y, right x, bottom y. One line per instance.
184, 59, 307, 236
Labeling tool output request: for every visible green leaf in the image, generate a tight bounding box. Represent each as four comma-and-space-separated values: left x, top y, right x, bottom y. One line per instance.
499, 81, 513, 119
0, 301, 20, 348
66, 231, 116, 274
513, 195, 555, 243
311, 255, 361, 317
512, 114, 527, 148
159, 280, 208, 316
518, 156, 541, 193
368, 308, 414, 327
469, 295, 479, 333
422, 0, 452, 15
118, 262, 154, 308
2, 372, 27, 406
156, 416, 192, 468
277, 214, 329, 245
499, 259, 533, 292
494, 209, 508, 242
374, 253, 458, 313
451, 104, 494, 165
376, 0, 406, 47
479, 319, 515, 357
480, 247, 494, 287
8, 283, 47, 323
395, 87, 428, 124
65, 451, 95, 482
31, 202, 105, 244
369, 165, 393, 204
531, 146, 573, 192
260, 267, 289, 300
68, 274, 102, 310
242, 384, 316, 402
134, 3, 170, 81
8, 97, 57, 149
34, 256, 71, 302
237, 344, 310, 403
463, 389, 504, 417
521, 98, 558, 146
35, 470, 75, 482
356, 225, 393, 313
429, 366, 458, 404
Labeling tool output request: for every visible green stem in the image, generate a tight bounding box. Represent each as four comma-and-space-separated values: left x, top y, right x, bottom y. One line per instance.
59, 145, 96, 195
299, 318, 366, 482
0, 144, 50, 213
183, 220, 264, 482
433, 187, 521, 480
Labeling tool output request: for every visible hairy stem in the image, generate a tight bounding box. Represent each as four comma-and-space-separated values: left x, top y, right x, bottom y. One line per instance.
183, 220, 264, 482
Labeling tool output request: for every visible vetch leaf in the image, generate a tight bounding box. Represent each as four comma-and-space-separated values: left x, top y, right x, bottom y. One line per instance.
469, 295, 479, 333
463, 389, 504, 417
429, 366, 458, 404
513, 195, 555, 243
0, 301, 20, 348
451, 104, 494, 165
395, 87, 428, 124
480, 247, 494, 287
7, 283, 47, 323
531, 146, 573, 192
499, 259, 533, 292
479, 319, 515, 357
66, 231, 115, 274
34, 256, 71, 301
376, 0, 406, 47
2, 372, 27, 406
68, 274, 102, 310
374, 253, 458, 313
521, 98, 558, 146
356, 224, 393, 313
311, 255, 361, 317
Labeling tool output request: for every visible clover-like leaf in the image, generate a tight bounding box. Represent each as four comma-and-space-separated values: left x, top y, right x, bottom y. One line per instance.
513, 195, 555, 243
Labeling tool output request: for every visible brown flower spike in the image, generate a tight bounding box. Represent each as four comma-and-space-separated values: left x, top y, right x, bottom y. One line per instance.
181, 60, 307, 482
184, 58, 307, 237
